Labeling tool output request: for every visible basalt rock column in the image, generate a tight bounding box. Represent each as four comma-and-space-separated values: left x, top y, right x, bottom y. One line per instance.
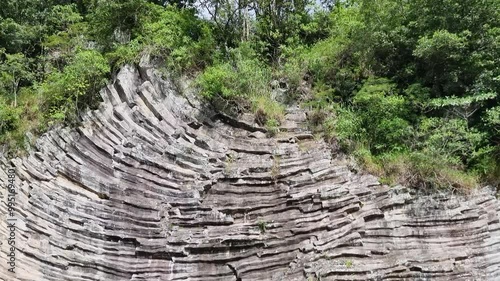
1, 62, 500, 281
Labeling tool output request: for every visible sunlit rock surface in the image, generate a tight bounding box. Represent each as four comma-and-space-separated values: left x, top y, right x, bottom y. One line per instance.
1, 61, 500, 281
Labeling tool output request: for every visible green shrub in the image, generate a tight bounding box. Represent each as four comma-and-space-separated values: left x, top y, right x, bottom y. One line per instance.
0, 89, 43, 155
304, 4, 367, 102
353, 146, 384, 176
223, 43, 273, 99
332, 78, 412, 153
197, 62, 238, 99
367, 150, 479, 191
352, 78, 409, 129
469, 146, 500, 185
415, 117, 488, 166
345, 137, 480, 191
198, 43, 271, 98
307, 109, 328, 128
197, 44, 275, 118
277, 45, 308, 93
0, 97, 21, 135
252, 95, 285, 125
138, 5, 215, 72
484, 106, 500, 129
332, 107, 363, 149
265, 118, 281, 137
40, 50, 109, 124
257, 220, 267, 233
105, 41, 143, 71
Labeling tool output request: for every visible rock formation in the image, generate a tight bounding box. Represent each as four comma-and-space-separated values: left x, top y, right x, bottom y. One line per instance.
1, 60, 500, 281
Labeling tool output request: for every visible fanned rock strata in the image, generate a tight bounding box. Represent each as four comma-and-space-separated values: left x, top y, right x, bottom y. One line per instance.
1, 61, 500, 281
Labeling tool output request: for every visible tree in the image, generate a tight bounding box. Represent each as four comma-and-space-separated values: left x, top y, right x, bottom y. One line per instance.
429, 93, 497, 123
137, 5, 215, 70
350, 78, 412, 152
42, 4, 87, 71
40, 49, 109, 122
198, 0, 249, 49
252, 0, 313, 62
88, 0, 152, 48
0, 17, 40, 55
0, 51, 33, 107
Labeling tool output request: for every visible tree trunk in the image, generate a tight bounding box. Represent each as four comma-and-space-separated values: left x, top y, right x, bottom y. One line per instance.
13, 78, 19, 108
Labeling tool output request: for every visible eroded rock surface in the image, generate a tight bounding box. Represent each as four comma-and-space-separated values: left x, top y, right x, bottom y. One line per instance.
1, 62, 500, 281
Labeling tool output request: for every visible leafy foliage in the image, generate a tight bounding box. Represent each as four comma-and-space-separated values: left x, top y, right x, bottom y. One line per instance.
137, 5, 215, 71
305, 0, 500, 189
0, 0, 498, 189
40, 50, 109, 123
0, 97, 21, 135
0, 51, 33, 104
197, 44, 276, 117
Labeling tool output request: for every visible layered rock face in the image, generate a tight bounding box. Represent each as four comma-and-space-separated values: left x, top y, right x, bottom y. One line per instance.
1, 62, 500, 281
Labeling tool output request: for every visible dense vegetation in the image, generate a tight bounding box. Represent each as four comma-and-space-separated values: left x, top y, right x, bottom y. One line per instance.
1, 0, 498, 190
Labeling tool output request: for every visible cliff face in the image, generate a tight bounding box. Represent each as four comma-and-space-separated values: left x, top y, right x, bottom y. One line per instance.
1, 61, 500, 281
